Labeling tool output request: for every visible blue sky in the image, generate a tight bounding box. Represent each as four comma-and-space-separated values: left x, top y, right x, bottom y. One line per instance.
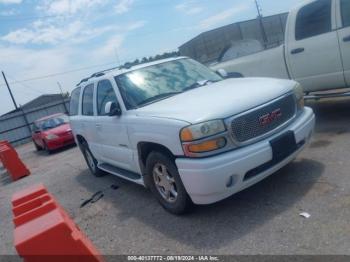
0, 0, 303, 115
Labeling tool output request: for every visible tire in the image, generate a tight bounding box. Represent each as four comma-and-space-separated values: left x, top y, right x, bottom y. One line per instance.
43, 141, 52, 154
145, 151, 192, 215
33, 141, 43, 151
81, 142, 105, 177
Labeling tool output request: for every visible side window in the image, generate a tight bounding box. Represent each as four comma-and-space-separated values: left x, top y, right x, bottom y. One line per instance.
295, 0, 332, 40
341, 0, 350, 28
69, 87, 81, 116
82, 84, 94, 116
96, 80, 118, 116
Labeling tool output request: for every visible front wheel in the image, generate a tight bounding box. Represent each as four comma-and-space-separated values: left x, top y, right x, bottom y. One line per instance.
145, 151, 192, 215
33, 141, 43, 151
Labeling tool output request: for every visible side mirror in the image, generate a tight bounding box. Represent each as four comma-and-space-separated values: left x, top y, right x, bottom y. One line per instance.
216, 69, 244, 79
216, 68, 228, 78
105, 101, 122, 116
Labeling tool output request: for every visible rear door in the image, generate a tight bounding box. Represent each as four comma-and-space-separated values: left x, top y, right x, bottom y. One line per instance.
286, 0, 345, 92
336, 0, 350, 86
95, 79, 134, 171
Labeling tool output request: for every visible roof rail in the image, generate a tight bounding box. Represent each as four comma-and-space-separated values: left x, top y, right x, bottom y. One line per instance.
76, 65, 122, 85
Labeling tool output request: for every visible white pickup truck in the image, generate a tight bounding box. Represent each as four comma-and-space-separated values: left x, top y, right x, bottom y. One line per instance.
69, 57, 315, 214
212, 0, 350, 93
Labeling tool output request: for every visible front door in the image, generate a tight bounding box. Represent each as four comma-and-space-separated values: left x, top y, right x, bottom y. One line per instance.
286, 0, 345, 92
95, 79, 133, 171
337, 0, 350, 86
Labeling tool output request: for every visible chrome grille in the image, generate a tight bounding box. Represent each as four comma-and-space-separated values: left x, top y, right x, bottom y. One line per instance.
230, 93, 296, 143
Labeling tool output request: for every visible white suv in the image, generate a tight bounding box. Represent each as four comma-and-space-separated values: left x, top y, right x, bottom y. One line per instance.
69, 57, 315, 214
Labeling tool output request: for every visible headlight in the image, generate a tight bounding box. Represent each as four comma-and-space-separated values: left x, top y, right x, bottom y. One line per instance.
46, 134, 59, 140
293, 83, 304, 110
180, 120, 226, 142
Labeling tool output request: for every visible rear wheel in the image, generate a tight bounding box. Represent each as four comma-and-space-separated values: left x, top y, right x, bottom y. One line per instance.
145, 151, 192, 214
81, 142, 105, 177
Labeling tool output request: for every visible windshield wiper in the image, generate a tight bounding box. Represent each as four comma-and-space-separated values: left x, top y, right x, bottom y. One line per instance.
183, 80, 215, 92
137, 92, 182, 107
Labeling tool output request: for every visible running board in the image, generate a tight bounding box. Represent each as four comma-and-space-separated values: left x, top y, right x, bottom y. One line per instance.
98, 163, 144, 185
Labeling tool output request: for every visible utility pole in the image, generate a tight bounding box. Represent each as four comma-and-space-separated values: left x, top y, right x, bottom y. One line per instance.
2, 71, 18, 110
254, 0, 263, 17
2, 71, 31, 135
57, 81, 69, 114
254, 0, 268, 48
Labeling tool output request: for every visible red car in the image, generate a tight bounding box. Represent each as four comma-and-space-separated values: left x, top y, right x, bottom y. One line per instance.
32, 113, 75, 153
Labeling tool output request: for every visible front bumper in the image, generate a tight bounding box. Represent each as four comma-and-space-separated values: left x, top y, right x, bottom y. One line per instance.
176, 107, 315, 205
46, 135, 76, 150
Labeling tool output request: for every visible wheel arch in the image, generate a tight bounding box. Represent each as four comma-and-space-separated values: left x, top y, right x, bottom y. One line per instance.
137, 142, 175, 175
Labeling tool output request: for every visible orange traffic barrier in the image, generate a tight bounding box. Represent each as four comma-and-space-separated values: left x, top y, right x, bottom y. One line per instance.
12, 184, 104, 262
0, 142, 30, 181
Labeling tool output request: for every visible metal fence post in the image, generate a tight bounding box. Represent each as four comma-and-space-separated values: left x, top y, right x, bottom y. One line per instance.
20, 107, 32, 136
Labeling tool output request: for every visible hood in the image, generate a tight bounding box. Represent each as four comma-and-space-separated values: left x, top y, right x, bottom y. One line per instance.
42, 123, 72, 136
134, 78, 296, 124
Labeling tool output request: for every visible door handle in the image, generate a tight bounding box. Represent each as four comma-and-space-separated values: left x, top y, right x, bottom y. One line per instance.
291, 48, 305, 55
343, 36, 350, 42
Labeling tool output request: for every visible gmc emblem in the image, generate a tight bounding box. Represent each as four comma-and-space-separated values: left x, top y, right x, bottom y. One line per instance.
259, 108, 282, 126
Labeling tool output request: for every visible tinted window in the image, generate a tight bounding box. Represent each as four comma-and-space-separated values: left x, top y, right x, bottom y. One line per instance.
32, 123, 39, 132
82, 84, 94, 116
38, 115, 69, 131
115, 58, 222, 109
96, 80, 118, 116
69, 87, 81, 116
295, 0, 332, 40
341, 0, 350, 27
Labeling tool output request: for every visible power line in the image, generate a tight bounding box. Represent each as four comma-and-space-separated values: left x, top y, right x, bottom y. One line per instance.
6, 74, 46, 95
0, 61, 118, 87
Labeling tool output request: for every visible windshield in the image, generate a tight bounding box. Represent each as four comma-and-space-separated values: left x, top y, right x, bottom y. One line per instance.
115, 58, 222, 109
38, 115, 69, 131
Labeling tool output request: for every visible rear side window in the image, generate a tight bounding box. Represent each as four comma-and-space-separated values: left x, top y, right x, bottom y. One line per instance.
341, 0, 350, 27
82, 84, 94, 116
295, 0, 332, 40
96, 80, 118, 116
69, 87, 81, 116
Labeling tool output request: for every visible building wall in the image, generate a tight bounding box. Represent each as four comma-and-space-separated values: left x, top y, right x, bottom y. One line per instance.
179, 13, 288, 64
0, 99, 70, 145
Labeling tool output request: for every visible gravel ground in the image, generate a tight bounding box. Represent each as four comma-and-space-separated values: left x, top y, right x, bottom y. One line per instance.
0, 98, 349, 255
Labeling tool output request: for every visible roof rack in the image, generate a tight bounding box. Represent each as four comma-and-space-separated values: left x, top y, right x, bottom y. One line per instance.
76, 65, 123, 86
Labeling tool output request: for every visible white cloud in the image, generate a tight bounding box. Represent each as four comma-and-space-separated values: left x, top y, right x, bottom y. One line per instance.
175, 2, 203, 15
0, 9, 16, 15
39, 0, 106, 15
115, 0, 134, 14
2, 21, 86, 44
125, 20, 147, 31
0, 0, 22, 4
93, 35, 124, 60
198, 4, 250, 30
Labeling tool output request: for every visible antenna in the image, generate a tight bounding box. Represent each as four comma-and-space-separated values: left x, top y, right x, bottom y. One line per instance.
114, 47, 121, 66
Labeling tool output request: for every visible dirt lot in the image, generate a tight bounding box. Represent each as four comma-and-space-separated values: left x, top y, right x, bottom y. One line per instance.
1, 98, 350, 255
